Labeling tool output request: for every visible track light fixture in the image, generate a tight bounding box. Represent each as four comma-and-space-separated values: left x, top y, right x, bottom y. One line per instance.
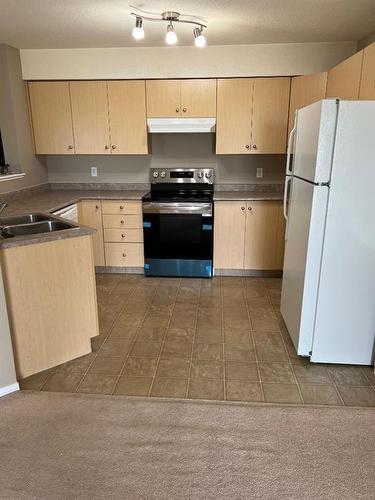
130, 8, 208, 47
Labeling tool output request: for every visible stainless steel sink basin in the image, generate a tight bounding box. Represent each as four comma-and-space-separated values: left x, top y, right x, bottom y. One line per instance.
1, 220, 76, 238
0, 213, 50, 226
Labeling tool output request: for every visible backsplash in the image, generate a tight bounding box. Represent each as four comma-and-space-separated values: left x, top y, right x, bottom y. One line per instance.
46, 134, 286, 185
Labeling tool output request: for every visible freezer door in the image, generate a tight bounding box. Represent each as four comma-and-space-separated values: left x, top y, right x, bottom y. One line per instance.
281, 177, 329, 356
293, 100, 338, 184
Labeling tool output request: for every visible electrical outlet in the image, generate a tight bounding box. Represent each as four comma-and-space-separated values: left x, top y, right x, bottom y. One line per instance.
256, 167, 263, 178
90, 167, 97, 177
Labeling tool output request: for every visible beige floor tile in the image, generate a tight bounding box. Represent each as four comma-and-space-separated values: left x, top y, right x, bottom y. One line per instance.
137, 326, 167, 342
77, 373, 117, 395
20, 368, 55, 390
150, 378, 188, 398
193, 343, 223, 360
195, 327, 222, 343
327, 366, 370, 386
299, 384, 343, 405
99, 338, 133, 356
224, 344, 255, 362
337, 385, 375, 407
259, 363, 295, 383
191, 360, 223, 379
188, 378, 224, 400
156, 358, 191, 378
226, 381, 263, 402
224, 325, 252, 344
246, 296, 273, 312
130, 341, 162, 358
166, 327, 196, 343
255, 343, 288, 362
88, 356, 125, 375
114, 376, 152, 396
362, 367, 375, 387
91, 335, 107, 352
42, 372, 83, 393
109, 323, 139, 339
263, 383, 302, 404
253, 331, 284, 345
225, 361, 259, 381
123, 357, 158, 377
54, 353, 96, 373
161, 341, 193, 359
293, 364, 331, 384
250, 311, 279, 331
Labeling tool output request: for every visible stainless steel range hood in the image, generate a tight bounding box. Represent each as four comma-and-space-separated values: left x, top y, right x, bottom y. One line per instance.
147, 118, 216, 133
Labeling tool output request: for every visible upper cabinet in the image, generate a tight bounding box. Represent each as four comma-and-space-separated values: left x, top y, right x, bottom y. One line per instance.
288, 72, 327, 134
107, 81, 148, 154
216, 77, 290, 154
146, 79, 216, 118
359, 42, 375, 99
70, 81, 110, 154
326, 51, 364, 99
28, 82, 75, 154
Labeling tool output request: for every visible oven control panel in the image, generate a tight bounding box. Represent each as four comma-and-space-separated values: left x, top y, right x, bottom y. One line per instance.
150, 168, 214, 184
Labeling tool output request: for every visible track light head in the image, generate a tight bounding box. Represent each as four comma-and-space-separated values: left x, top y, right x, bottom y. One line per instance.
193, 26, 206, 47
165, 22, 178, 45
132, 16, 144, 40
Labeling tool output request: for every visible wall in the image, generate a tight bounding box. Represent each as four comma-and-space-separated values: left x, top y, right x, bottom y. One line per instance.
0, 45, 47, 195
358, 30, 375, 50
47, 134, 285, 185
0, 264, 18, 396
21, 41, 357, 80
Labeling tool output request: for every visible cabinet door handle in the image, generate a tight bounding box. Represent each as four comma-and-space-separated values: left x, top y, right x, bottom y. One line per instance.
248, 206, 253, 211
176, 108, 180, 113
122, 253, 126, 258
252, 144, 257, 150
95, 204, 100, 210
245, 144, 250, 150
105, 145, 109, 150
121, 233, 125, 238
120, 205, 124, 210
183, 107, 187, 112
241, 206, 246, 211
68, 145, 74, 150
111, 145, 117, 150
120, 220, 124, 224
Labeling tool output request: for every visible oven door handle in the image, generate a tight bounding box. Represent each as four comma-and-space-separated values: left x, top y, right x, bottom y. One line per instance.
143, 202, 212, 216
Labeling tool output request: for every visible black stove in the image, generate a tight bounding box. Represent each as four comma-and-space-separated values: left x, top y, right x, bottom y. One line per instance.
142, 168, 214, 278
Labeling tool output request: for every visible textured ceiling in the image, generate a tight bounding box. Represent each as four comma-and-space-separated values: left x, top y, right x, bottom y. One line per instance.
0, 0, 374, 49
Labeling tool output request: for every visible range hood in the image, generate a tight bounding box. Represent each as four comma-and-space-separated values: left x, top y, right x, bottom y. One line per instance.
147, 118, 216, 133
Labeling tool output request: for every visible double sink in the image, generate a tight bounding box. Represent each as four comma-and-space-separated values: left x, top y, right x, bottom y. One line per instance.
0, 213, 77, 238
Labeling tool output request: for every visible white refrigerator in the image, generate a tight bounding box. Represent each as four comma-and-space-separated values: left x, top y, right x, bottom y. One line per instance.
281, 99, 375, 365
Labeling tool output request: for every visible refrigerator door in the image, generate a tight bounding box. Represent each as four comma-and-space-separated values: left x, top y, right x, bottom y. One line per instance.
281, 177, 329, 355
310, 101, 375, 364
293, 100, 338, 184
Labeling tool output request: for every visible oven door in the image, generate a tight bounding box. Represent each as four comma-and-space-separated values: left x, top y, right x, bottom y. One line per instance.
143, 202, 213, 278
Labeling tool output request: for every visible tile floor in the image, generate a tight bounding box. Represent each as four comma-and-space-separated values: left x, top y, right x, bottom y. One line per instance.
21, 274, 375, 407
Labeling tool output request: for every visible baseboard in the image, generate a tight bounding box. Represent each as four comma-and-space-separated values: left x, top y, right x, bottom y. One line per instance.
0, 382, 19, 397
214, 269, 283, 278
95, 266, 144, 275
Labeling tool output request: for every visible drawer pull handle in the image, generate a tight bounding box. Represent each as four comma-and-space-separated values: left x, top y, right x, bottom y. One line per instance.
120, 220, 124, 224
121, 233, 125, 238
122, 253, 126, 258
95, 205, 100, 210
241, 206, 245, 211
120, 205, 124, 209
248, 206, 253, 211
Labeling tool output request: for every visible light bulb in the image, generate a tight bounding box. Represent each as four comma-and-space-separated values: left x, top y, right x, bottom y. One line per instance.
165, 23, 177, 45
132, 17, 144, 40
193, 27, 206, 47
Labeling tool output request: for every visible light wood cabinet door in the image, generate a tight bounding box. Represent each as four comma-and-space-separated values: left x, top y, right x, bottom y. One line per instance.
214, 201, 246, 269
216, 79, 253, 154
78, 201, 105, 266
359, 42, 375, 99
146, 80, 181, 118
28, 82, 75, 154
288, 72, 327, 134
70, 81, 110, 154
251, 78, 290, 154
107, 80, 148, 154
244, 201, 285, 270
102, 214, 143, 229
101, 200, 142, 215
326, 51, 363, 99
105, 243, 144, 267
180, 79, 216, 117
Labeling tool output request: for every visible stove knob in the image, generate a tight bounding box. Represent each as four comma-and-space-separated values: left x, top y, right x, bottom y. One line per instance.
160, 171, 166, 178
197, 171, 204, 179
152, 171, 159, 178
205, 172, 212, 179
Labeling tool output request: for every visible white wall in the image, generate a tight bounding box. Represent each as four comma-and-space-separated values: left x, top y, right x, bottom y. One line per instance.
47, 134, 285, 185
21, 41, 357, 80
0, 45, 47, 194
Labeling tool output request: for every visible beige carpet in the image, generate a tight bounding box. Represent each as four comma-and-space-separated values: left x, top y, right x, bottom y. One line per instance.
0, 392, 374, 499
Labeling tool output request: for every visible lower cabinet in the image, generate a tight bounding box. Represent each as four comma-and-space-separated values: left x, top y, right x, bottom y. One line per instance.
78, 200, 105, 266
214, 200, 285, 271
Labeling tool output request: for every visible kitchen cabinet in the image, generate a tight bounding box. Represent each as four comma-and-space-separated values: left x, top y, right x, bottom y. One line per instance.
28, 81, 75, 154
78, 201, 105, 266
326, 50, 364, 99
359, 42, 375, 99
70, 81, 111, 154
146, 79, 216, 118
216, 78, 290, 154
107, 81, 148, 154
288, 72, 327, 134
214, 200, 285, 271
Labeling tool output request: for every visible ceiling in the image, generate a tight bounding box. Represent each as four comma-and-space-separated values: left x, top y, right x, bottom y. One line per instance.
0, 0, 374, 49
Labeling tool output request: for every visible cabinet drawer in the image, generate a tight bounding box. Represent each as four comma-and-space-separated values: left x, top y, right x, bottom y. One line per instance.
101, 200, 142, 215
104, 228, 143, 243
102, 214, 143, 229
105, 243, 144, 267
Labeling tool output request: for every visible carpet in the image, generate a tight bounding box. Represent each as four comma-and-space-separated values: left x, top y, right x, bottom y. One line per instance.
0, 391, 374, 499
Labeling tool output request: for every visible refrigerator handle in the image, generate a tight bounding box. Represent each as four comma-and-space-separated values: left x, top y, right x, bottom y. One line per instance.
286, 113, 297, 175
283, 176, 292, 221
